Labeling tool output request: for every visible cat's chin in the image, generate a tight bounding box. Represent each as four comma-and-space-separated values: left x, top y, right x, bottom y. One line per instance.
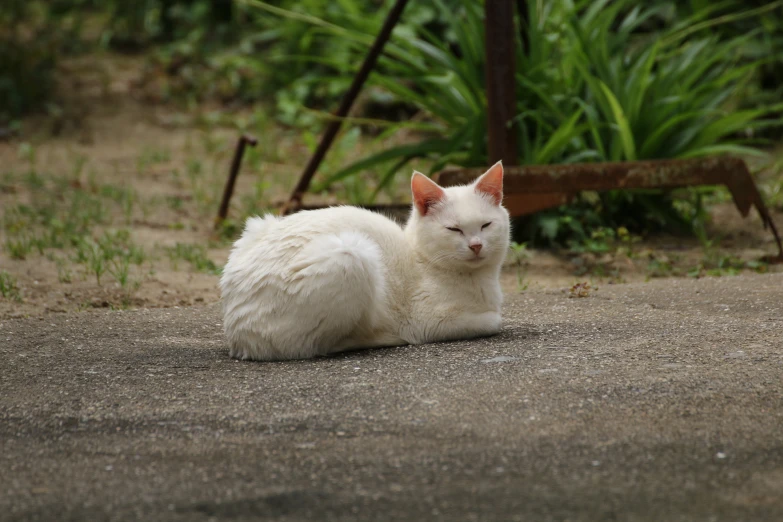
430, 256, 489, 271
463, 255, 491, 268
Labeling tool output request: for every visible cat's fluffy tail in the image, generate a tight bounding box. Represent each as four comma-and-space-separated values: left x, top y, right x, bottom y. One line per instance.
238, 215, 278, 244
225, 215, 279, 265
221, 228, 387, 361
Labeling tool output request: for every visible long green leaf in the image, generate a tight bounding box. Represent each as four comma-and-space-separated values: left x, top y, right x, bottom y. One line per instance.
677, 144, 770, 159
689, 109, 767, 150
598, 81, 637, 161
535, 109, 585, 164
314, 139, 454, 190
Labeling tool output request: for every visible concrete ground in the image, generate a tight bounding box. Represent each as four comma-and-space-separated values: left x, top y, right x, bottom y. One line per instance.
1, 274, 782, 521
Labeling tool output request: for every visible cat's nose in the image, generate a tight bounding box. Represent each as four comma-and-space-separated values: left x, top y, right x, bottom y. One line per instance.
469, 242, 483, 255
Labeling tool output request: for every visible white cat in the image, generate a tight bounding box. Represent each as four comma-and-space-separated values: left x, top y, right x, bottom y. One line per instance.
219, 161, 510, 361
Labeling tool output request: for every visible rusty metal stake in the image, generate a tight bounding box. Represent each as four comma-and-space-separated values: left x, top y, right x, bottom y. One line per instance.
434, 157, 783, 263
215, 134, 257, 228
485, 0, 519, 166
280, 0, 410, 216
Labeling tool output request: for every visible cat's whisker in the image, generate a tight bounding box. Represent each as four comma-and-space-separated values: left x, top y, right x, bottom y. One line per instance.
422, 251, 460, 270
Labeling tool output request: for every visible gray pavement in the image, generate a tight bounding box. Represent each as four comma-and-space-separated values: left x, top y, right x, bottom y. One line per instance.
1, 274, 782, 521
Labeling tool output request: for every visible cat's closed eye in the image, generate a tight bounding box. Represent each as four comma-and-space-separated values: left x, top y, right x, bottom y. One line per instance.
482, 222, 492, 230
446, 226, 463, 234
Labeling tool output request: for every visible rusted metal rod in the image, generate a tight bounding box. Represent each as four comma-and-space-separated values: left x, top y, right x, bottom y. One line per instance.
437, 157, 761, 193
485, 0, 519, 166
435, 157, 783, 262
215, 134, 257, 228
280, 0, 411, 216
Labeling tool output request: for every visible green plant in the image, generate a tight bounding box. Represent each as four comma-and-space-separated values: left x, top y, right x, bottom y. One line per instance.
509, 241, 531, 292
72, 230, 145, 286
0, 0, 91, 124
101, 229, 147, 264
689, 250, 768, 278
69, 153, 88, 183
0, 174, 149, 264
4, 235, 33, 260
239, 179, 270, 218
765, 177, 783, 211
77, 237, 107, 285
567, 226, 616, 255
123, 190, 136, 225
166, 195, 185, 211
645, 253, 680, 279
135, 146, 172, 176
217, 218, 241, 241
167, 242, 221, 274
564, 224, 643, 258
0, 3, 57, 123
0, 270, 22, 301
615, 226, 641, 259
108, 253, 131, 286
18, 143, 37, 173
55, 257, 73, 283
255, 0, 782, 245
759, 152, 783, 210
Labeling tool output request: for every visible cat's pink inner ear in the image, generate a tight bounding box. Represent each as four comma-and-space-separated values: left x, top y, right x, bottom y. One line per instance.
411, 172, 446, 216
474, 161, 504, 205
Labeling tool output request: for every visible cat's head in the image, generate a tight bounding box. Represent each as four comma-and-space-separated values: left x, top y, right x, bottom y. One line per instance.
406, 161, 510, 270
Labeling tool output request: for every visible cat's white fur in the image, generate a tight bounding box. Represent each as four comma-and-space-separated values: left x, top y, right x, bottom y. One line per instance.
219, 162, 510, 361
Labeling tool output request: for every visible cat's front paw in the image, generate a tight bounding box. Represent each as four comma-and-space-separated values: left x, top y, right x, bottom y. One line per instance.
477, 311, 502, 335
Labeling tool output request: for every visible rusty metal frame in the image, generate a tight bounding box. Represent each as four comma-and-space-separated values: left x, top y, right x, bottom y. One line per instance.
434, 157, 783, 262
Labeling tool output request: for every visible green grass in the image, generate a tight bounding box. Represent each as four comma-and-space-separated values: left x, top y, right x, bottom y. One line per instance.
166, 243, 221, 275
645, 253, 680, 279
99, 184, 138, 224
0, 270, 22, 301
54, 256, 73, 283
1, 163, 152, 301
166, 195, 185, 211
3, 190, 109, 258
4, 235, 33, 260
72, 230, 146, 286
643, 247, 768, 280
75, 237, 107, 284
688, 239, 769, 278
509, 241, 531, 292
136, 146, 172, 175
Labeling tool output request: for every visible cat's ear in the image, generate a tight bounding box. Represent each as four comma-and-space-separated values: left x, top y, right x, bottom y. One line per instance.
474, 160, 504, 206
411, 172, 446, 216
